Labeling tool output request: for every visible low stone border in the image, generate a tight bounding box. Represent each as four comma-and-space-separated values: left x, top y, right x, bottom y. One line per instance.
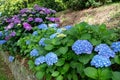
0, 50, 37, 80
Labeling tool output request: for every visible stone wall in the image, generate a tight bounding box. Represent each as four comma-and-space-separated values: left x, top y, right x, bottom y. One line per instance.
0, 50, 37, 80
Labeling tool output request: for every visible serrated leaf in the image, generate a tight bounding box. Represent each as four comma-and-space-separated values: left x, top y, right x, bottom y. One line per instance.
61, 64, 70, 74
44, 44, 54, 51
112, 71, 120, 80
84, 67, 97, 79
52, 71, 60, 77
35, 71, 45, 80
80, 33, 91, 40
56, 75, 63, 80
55, 59, 65, 66
79, 54, 94, 64
58, 47, 68, 54
100, 68, 112, 80
114, 56, 120, 64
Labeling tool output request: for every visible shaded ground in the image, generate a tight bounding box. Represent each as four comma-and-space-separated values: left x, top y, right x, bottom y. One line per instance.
57, 2, 120, 28
0, 55, 14, 80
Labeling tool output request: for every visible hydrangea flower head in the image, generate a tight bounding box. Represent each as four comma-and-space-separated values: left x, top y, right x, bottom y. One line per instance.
9, 56, 14, 62
38, 24, 48, 30
0, 40, 6, 45
57, 28, 63, 33
50, 33, 57, 39
26, 40, 31, 45
95, 44, 115, 58
23, 22, 32, 31
35, 18, 43, 23
5, 23, 14, 30
111, 41, 120, 52
45, 52, 58, 66
57, 33, 66, 38
72, 40, 93, 55
35, 56, 45, 66
9, 31, 16, 37
32, 31, 38, 36
39, 38, 46, 46
28, 17, 34, 22
0, 31, 3, 37
64, 25, 72, 30
91, 55, 111, 68
30, 49, 39, 57
48, 23, 59, 29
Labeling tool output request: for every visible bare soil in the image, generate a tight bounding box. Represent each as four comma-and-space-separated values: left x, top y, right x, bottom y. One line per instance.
57, 3, 120, 28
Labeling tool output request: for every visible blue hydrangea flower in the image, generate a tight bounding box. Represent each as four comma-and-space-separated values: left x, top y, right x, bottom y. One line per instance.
56, 28, 63, 33
95, 44, 115, 58
111, 41, 120, 52
48, 23, 59, 29
45, 52, 58, 66
39, 38, 46, 46
32, 31, 38, 36
0, 40, 6, 45
50, 33, 57, 39
91, 55, 111, 68
9, 56, 14, 62
72, 40, 93, 55
26, 40, 31, 45
35, 56, 45, 66
30, 49, 39, 57
64, 25, 72, 30
38, 24, 48, 30
0, 31, 3, 37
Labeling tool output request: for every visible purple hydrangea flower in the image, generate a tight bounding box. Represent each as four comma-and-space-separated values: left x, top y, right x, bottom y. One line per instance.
32, 31, 38, 36
39, 38, 46, 46
38, 24, 48, 30
35, 18, 43, 23
91, 55, 111, 68
95, 44, 115, 58
30, 49, 39, 57
35, 56, 45, 66
23, 22, 32, 31
5, 36, 10, 40
9, 31, 16, 37
14, 19, 21, 24
46, 17, 60, 22
34, 4, 42, 11
0, 40, 6, 45
45, 52, 58, 66
28, 17, 34, 22
5, 23, 14, 30
20, 8, 29, 14
72, 40, 93, 55
111, 41, 120, 52
8, 56, 14, 62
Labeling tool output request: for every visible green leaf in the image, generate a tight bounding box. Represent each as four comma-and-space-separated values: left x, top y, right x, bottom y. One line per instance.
114, 56, 120, 64
72, 73, 78, 80
112, 71, 120, 80
80, 33, 91, 40
28, 60, 34, 70
35, 71, 45, 80
55, 58, 65, 66
84, 67, 98, 79
58, 47, 68, 54
44, 44, 54, 51
79, 54, 94, 64
100, 68, 112, 80
56, 75, 63, 80
52, 71, 60, 77
90, 39, 101, 46
61, 64, 70, 74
